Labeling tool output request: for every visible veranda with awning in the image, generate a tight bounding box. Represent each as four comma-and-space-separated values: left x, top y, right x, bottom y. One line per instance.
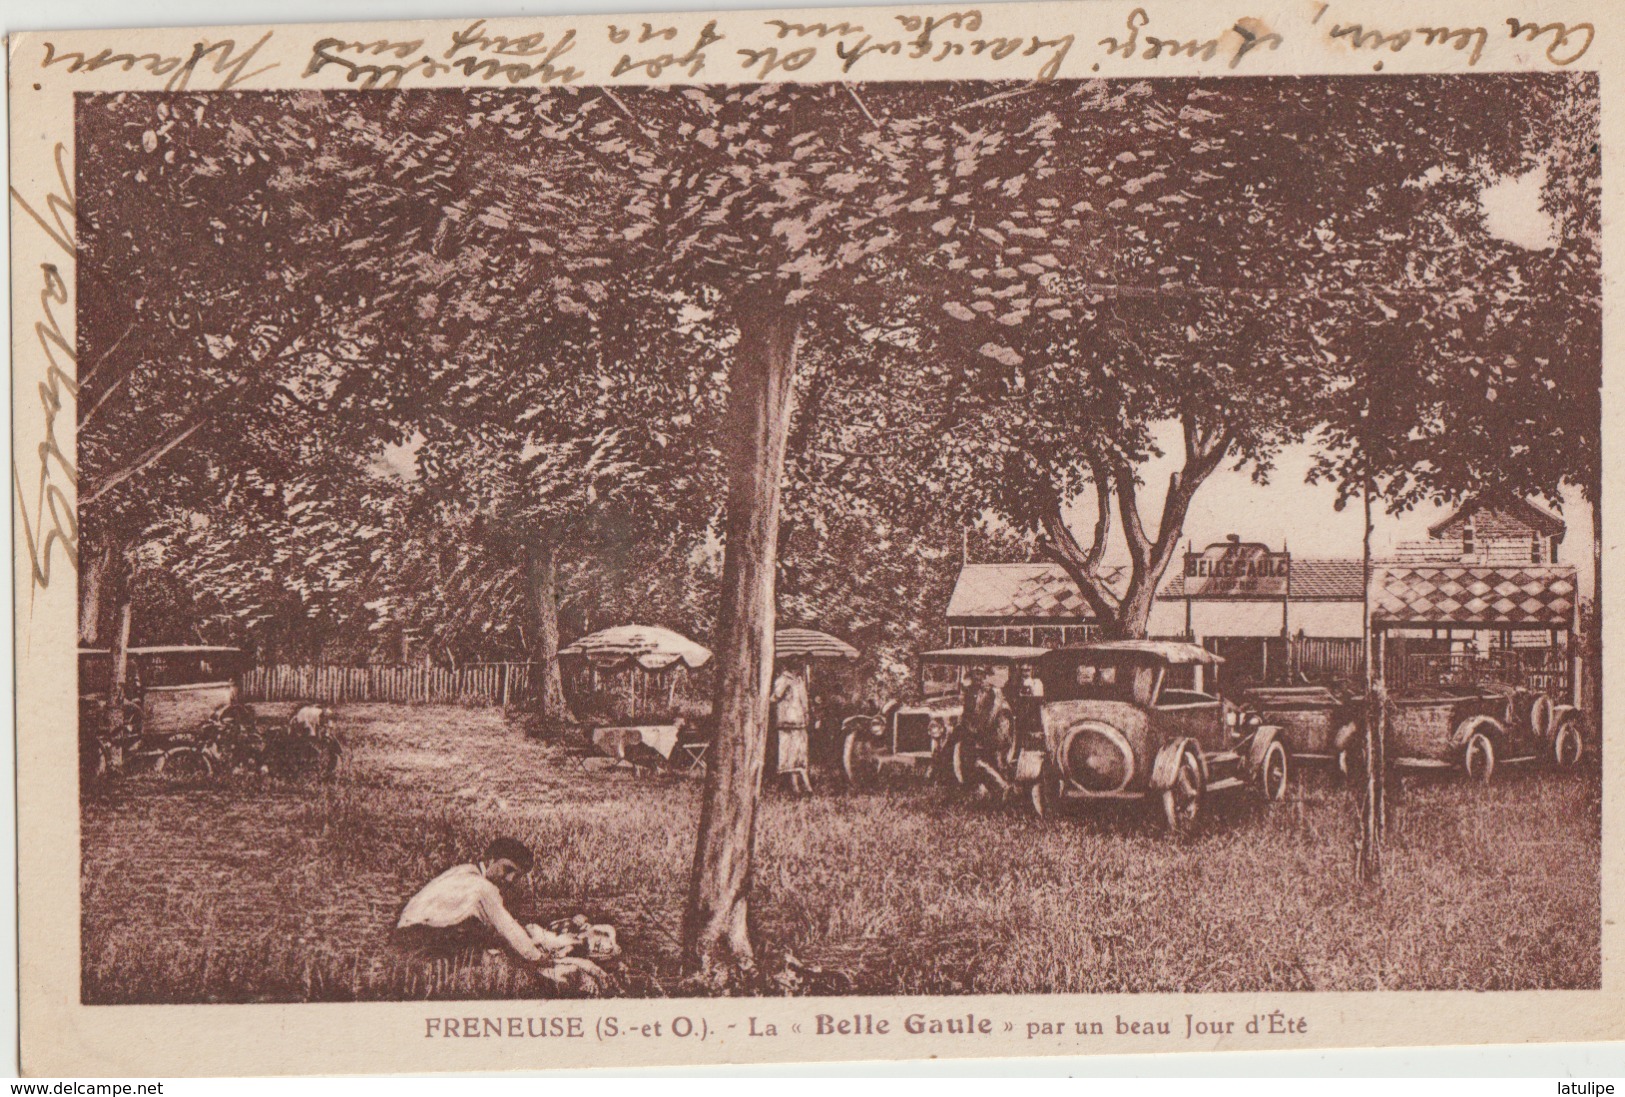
1370, 563, 1579, 699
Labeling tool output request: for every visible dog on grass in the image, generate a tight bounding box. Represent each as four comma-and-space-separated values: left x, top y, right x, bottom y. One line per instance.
622, 739, 669, 776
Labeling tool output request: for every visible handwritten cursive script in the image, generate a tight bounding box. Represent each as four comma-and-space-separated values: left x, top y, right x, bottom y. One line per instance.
1097, 9, 1282, 70
305, 22, 581, 88
39, 32, 277, 90
1313, 4, 1591, 67
10, 144, 80, 599
1506, 16, 1593, 65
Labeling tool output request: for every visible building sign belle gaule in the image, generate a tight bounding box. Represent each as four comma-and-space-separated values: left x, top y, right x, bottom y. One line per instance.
1183, 538, 1291, 599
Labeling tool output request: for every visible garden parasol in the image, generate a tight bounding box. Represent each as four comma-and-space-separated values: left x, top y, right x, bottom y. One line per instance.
560, 625, 713, 761
775, 628, 859, 662
558, 625, 712, 671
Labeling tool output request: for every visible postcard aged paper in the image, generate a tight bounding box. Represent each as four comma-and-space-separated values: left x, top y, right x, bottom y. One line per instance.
9, 0, 1623, 1075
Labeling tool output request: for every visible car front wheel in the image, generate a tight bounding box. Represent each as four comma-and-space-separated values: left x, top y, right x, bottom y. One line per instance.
1257, 739, 1290, 802
1529, 695, 1555, 740
950, 737, 971, 788
1552, 716, 1585, 769
842, 730, 879, 788
159, 747, 213, 783
1463, 731, 1496, 783
1161, 744, 1204, 835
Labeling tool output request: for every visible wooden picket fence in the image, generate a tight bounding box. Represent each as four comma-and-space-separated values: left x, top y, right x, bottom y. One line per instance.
1291, 637, 1365, 682
238, 662, 537, 706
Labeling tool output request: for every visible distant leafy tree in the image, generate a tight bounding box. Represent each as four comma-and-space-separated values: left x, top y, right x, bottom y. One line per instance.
76, 92, 681, 699
173, 476, 403, 656
916, 77, 1581, 639
76, 92, 450, 689
1306, 73, 1599, 521
1297, 75, 1602, 881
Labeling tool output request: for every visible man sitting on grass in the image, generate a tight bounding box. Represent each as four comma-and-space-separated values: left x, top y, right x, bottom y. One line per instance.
395, 837, 603, 989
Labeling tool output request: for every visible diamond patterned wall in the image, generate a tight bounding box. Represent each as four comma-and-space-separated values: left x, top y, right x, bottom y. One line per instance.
1371, 565, 1577, 628
945, 563, 1127, 622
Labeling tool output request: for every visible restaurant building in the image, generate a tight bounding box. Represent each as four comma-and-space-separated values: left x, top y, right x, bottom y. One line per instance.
944, 548, 1365, 689
942, 496, 1576, 692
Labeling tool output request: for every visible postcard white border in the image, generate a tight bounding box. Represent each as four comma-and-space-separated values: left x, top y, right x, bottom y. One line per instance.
8, 0, 1623, 1076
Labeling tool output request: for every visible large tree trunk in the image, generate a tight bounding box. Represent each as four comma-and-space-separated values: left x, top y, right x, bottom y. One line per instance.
79, 542, 112, 646
1357, 682, 1389, 881
93, 540, 134, 707
109, 591, 134, 707
1112, 594, 1154, 639
525, 539, 569, 732
683, 292, 799, 979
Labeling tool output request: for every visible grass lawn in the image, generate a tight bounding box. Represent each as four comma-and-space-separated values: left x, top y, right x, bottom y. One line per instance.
81, 703, 1601, 1002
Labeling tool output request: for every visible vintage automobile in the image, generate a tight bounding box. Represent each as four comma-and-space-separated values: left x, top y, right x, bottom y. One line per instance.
79, 645, 250, 781
207, 703, 344, 780
1013, 642, 1290, 833
1380, 681, 1587, 781
79, 647, 347, 782
1238, 685, 1364, 769
80, 645, 251, 735
840, 646, 1046, 788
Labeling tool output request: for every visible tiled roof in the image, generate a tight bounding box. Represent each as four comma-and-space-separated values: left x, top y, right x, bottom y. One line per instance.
1371, 564, 1577, 628
1161, 558, 1365, 601
945, 563, 1127, 622
950, 559, 1579, 630
946, 559, 1365, 623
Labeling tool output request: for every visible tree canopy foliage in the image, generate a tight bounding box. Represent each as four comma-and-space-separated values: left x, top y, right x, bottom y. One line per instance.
77, 72, 1600, 974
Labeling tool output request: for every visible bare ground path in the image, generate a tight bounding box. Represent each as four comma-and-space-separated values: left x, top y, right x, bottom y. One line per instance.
82, 704, 1601, 1002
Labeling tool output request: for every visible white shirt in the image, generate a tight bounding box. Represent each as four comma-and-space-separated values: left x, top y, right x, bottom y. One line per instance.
397, 862, 543, 962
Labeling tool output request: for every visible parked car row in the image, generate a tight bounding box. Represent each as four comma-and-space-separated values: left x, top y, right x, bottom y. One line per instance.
80, 640, 1589, 828
840, 641, 1590, 836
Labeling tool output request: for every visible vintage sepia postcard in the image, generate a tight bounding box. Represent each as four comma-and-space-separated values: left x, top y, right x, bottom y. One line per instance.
9, 0, 1623, 1076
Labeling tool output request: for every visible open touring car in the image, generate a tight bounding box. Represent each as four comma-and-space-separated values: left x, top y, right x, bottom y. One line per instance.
840, 646, 1045, 788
